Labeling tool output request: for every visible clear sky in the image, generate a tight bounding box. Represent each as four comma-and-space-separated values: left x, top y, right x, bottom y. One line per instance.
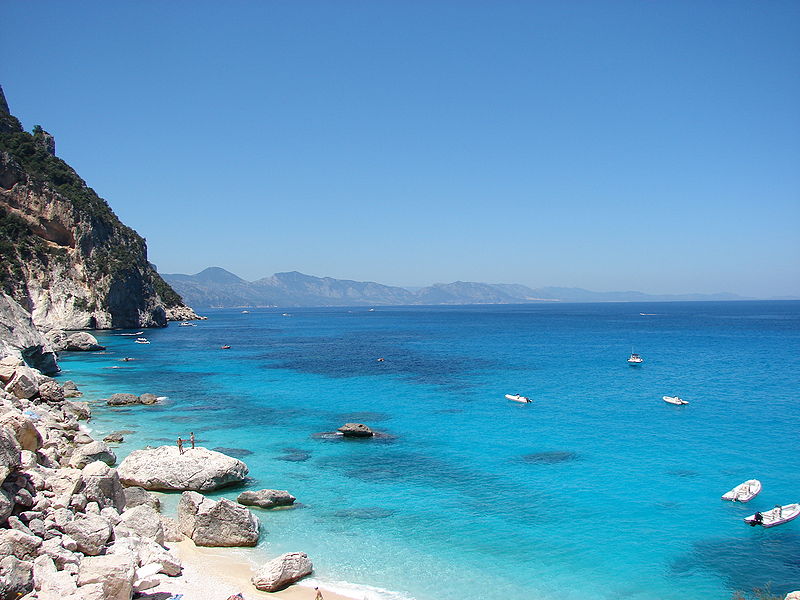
3, 1, 799, 296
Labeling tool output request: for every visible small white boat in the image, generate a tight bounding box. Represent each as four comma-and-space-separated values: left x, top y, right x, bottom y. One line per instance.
179, 321, 195, 327
628, 352, 644, 365
505, 394, 532, 403
121, 331, 144, 336
722, 479, 762, 502
744, 503, 800, 528
663, 395, 688, 405
135, 338, 150, 344
241, 310, 249, 314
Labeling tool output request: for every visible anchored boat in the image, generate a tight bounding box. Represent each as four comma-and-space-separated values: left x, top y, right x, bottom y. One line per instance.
628, 352, 644, 365
663, 395, 688, 405
505, 394, 532, 403
722, 479, 761, 502
744, 503, 800, 528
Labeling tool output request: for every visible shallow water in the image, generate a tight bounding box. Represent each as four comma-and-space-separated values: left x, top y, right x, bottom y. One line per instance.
59, 301, 800, 600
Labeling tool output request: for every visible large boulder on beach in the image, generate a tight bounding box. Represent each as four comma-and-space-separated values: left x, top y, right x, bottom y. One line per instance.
117, 446, 248, 491
0, 410, 42, 451
122, 486, 159, 511
238, 489, 296, 509
0, 555, 34, 599
68, 440, 116, 468
117, 505, 164, 545
37, 380, 66, 403
251, 552, 313, 592
337, 422, 374, 437
0, 528, 41, 561
81, 461, 126, 511
5, 371, 38, 399
0, 427, 22, 482
177, 491, 259, 547
77, 554, 136, 600
62, 514, 112, 556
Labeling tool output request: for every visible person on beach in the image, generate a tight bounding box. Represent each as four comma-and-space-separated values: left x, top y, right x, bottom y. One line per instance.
190, 432, 195, 449
314, 587, 324, 600
177, 437, 184, 455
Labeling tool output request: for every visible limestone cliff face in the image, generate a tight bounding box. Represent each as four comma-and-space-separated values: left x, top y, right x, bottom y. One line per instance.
0, 293, 58, 374
0, 85, 194, 330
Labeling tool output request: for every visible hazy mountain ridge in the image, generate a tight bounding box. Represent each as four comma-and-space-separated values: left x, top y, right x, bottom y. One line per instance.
163, 268, 750, 308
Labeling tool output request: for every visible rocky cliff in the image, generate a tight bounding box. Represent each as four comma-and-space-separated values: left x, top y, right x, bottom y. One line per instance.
0, 85, 196, 330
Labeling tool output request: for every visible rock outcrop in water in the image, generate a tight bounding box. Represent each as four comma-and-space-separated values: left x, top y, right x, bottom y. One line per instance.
117, 445, 249, 491
237, 489, 296, 509
337, 422, 374, 438
0, 84, 200, 333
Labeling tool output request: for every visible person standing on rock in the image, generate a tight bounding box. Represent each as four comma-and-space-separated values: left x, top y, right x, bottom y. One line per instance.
190, 431, 195, 449
177, 437, 184, 455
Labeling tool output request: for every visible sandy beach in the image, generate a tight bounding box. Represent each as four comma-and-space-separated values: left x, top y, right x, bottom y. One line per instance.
146, 539, 357, 600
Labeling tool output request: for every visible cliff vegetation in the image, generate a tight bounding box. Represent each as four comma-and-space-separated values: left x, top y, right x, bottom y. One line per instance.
0, 85, 191, 329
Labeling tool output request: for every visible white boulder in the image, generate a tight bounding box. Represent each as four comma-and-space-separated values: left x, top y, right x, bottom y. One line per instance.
251, 552, 313, 592
177, 491, 259, 547
77, 553, 136, 600
117, 445, 248, 491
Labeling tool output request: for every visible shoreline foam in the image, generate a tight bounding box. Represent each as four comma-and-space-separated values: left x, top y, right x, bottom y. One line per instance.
161, 539, 372, 600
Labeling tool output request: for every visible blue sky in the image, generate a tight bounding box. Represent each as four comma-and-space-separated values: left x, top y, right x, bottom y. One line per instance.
3, 1, 798, 296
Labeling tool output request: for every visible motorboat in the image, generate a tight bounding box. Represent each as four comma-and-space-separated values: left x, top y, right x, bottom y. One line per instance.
220, 345, 231, 350
744, 503, 800, 528
121, 331, 144, 336
663, 395, 688, 405
722, 479, 762, 502
241, 310, 249, 314
179, 321, 195, 327
505, 394, 532, 403
134, 338, 150, 344
628, 352, 644, 365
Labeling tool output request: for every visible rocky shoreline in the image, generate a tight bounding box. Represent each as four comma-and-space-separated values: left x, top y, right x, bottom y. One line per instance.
0, 356, 320, 599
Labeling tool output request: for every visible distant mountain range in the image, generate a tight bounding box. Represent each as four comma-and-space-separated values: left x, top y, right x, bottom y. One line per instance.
162, 267, 749, 308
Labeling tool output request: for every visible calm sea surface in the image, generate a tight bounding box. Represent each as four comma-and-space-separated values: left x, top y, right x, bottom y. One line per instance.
57, 301, 800, 600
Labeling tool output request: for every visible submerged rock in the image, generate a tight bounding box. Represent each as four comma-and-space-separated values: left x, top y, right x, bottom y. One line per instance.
521, 451, 578, 464
251, 552, 313, 592
237, 489, 296, 509
117, 445, 248, 491
337, 423, 374, 438
332, 507, 396, 520
211, 446, 253, 458
178, 491, 259, 547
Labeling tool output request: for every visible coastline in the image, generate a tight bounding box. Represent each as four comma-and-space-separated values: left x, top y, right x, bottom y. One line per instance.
157, 540, 358, 600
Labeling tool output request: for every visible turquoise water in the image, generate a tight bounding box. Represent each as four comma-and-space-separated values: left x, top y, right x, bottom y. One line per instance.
57, 302, 800, 600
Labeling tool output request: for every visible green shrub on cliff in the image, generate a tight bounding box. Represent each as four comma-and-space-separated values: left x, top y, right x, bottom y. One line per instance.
0, 207, 43, 295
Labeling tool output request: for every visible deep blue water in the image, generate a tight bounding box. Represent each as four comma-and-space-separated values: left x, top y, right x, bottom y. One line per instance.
57, 301, 800, 600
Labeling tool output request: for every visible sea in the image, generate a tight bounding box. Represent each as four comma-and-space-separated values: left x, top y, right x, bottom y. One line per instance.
56, 301, 800, 600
